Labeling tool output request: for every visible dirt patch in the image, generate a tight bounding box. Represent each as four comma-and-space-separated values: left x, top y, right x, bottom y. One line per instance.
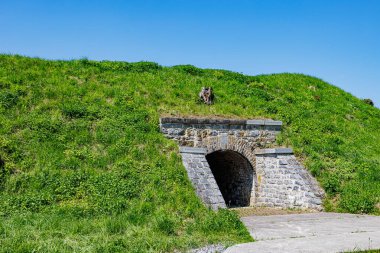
231, 207, 318, 217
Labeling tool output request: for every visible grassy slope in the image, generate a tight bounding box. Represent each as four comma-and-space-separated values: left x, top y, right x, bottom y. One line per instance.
0, 55, 379, 252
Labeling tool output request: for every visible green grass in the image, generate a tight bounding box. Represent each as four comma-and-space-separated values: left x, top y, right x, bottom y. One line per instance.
346, 250, 380, 253
0, 55, 379, 252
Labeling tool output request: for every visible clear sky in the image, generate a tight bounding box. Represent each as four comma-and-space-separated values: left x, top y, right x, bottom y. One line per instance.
1, 0, 379, 107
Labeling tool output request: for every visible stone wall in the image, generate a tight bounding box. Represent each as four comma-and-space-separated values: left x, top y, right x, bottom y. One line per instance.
180, 147, 226, 210
255, 149, 324, 210
161, 117, 324, 210
160, 117, 282, 151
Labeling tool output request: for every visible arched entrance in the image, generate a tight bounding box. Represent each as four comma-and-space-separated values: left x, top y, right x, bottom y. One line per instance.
206, 150, 254, 207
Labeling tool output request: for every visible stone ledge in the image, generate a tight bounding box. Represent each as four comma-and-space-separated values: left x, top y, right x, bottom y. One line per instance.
255, 148, 293, 155
161, 117, 245, 125
246, 119, 265, 125
264, 121, 283, 126
179, 146, 207, 154
160, 117, 282, 128
246, 120, 283, 126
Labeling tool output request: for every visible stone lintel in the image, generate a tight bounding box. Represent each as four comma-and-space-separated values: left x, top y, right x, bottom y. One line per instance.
264, 120, 283, 126
179, 146, 207, 154
160, 117, 282, 129
255, 148, 293, 155
246, 119, 265, 125
161, 117, 246, 125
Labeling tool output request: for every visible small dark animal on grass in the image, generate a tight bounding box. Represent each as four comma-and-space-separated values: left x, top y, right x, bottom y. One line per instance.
363, 98, 374, 106
199, 87, 214, 105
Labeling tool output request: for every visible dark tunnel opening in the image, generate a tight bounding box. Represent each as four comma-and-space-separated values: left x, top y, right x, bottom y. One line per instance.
206, 150, 254, 207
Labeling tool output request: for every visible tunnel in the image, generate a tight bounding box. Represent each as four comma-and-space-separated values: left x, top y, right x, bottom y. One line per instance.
206, 150, 254, 207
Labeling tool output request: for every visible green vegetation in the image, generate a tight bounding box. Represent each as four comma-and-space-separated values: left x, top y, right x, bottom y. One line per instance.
346, 250, 380, 253
0, 55, 379, 252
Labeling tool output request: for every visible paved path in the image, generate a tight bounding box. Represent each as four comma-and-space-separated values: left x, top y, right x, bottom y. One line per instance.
225, 213, 380, 253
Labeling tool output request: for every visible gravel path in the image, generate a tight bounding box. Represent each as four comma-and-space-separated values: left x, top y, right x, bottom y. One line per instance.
188, 244, 225, 253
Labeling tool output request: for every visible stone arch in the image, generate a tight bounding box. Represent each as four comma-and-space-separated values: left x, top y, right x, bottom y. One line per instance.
161, 117, 324, 210
199, 134, 259, 207
206, 150, 255, 207
197, 134, 258, 163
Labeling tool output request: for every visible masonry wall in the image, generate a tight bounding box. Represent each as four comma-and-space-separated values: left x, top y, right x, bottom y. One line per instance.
180, 147, 226, 210
255, 150, 324, 210
160, 118, 281, 151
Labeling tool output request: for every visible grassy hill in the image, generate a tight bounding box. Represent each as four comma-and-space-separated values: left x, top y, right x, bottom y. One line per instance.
0, 55, 379, 252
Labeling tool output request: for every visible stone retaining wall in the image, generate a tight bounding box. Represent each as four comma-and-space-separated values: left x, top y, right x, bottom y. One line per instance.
180, 147, 226, 210
255, 149, 323, 210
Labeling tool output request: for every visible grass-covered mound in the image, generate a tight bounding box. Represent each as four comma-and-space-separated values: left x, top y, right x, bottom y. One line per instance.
0, 55, 379, 252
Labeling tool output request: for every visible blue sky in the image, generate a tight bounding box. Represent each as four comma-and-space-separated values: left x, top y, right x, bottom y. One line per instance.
1, 0, 379, 106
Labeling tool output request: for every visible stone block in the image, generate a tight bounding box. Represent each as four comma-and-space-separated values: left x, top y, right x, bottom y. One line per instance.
264, 120, 283, 126
179, 146, 207, 154
246, 119, 265, 125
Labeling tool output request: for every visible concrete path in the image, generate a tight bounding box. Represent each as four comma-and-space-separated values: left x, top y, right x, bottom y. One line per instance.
225, 213, 380, 253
